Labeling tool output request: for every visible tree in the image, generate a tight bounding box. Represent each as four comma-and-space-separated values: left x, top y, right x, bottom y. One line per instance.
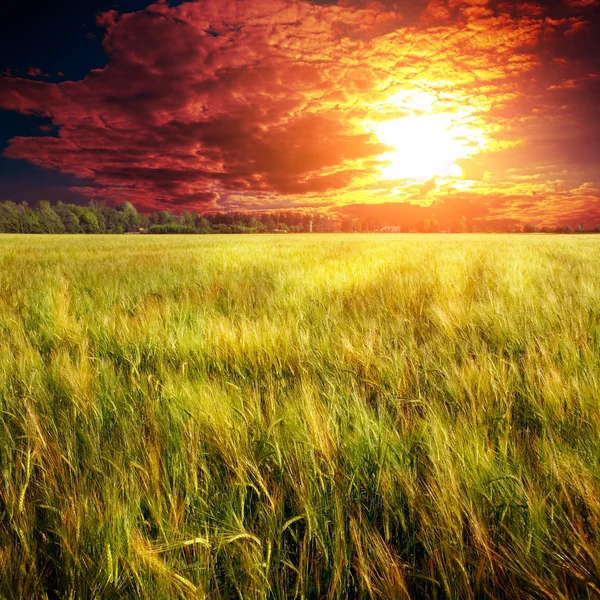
195, 217, 211, 233
150, 210, 173, 225
554, 225, 573, 234
455, 216, 468, 233
149, 224, 196, 234
55, 202, 82, 233
116, 201, 141, 231
36, 200, 65, 233
523, 223, 539, 233
17, 202, 42, 233
180, 211, 196, 228
0, 201, 21, 233
138, 213, 150, 230
341, 217, 354, 232
71, 206, 100, 233
86, 200, 107, 232
426, 219, 440, 233
247, 217, 260, 231
101, 206, 126, 233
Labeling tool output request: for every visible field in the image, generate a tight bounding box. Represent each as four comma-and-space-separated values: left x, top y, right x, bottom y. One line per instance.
1, 233, 599, 599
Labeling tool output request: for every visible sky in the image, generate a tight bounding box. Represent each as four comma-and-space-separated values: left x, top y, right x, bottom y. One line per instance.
1, 0, 600, 228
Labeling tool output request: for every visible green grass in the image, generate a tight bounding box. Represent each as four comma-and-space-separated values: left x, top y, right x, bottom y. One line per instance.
1, 233, 599, 599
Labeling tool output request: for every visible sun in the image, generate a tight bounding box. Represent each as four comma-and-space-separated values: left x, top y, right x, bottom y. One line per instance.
370, 113, 472, 182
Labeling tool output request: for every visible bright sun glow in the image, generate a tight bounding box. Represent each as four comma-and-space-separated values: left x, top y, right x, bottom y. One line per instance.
372, 113, 470, 181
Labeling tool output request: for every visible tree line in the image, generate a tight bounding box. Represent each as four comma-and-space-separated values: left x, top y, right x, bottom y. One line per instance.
0, 199, 599, 234
0, 200, 141, 234
0, 200, 340, 234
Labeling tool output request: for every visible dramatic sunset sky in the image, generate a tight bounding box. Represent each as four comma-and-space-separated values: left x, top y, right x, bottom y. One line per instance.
1, 0, 599, 227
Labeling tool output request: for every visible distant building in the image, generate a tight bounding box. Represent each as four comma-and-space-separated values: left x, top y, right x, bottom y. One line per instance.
379, 225, 402, 233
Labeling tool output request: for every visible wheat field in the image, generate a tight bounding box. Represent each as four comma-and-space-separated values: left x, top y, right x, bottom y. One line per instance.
0, 233, 599, 599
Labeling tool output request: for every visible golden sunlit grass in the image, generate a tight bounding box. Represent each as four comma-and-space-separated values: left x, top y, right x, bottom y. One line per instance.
1, 233, 600, 599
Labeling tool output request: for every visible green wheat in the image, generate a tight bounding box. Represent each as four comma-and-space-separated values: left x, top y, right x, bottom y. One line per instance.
0, 233, 599, 599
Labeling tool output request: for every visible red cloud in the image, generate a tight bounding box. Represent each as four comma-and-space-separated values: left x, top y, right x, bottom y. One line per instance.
26, 67, 43, 77
1, 0, 599, 219
96, 9, 120, 28
0, 0, 400, 211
